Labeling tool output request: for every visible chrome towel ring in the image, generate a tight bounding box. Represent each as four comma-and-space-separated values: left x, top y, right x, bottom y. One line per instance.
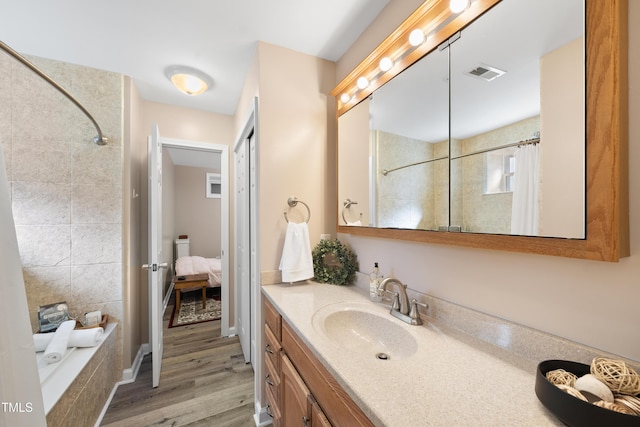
284, 197, 311, 223
342, 198, 361, 224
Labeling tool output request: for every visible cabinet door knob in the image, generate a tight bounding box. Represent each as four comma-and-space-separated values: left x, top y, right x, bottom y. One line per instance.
265, 374, 274, 386
265, 344, 274, 354
302, 415, 309, 426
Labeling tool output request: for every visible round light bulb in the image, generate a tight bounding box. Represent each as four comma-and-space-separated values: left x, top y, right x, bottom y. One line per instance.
379, 57, 394, 72
409, 29, 425, 47
357, 77, 369, 90
340, 93, 352, 104
450, 0, 470, 13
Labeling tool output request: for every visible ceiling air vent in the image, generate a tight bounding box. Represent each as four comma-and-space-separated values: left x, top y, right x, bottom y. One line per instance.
466, 64, 506, 82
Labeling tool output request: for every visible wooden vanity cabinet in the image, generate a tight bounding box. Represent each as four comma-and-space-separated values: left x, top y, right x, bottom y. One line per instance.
263, 297, 374, 427
281, 353, 312, 426
310, 399, 332, 427
264, 298, 283, 426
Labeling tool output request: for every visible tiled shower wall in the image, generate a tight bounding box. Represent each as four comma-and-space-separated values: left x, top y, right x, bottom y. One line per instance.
0, 52, 123, 372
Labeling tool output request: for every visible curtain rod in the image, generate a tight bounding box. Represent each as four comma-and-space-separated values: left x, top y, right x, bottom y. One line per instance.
0, 40, 108, 145
451, 137, 540, 161
382, 155, 448, 176
381, 137, 540, 176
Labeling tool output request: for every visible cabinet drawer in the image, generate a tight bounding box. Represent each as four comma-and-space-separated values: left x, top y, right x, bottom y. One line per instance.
265, 351, 281, 405
265, 383, 282, 427
264, 324, 282, 373
264, 297, 282, 341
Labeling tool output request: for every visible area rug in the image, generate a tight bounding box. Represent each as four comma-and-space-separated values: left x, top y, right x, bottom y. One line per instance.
168, 287, 221, 328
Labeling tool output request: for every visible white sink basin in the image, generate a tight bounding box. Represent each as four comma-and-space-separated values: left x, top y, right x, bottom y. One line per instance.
312, 301, 418, 360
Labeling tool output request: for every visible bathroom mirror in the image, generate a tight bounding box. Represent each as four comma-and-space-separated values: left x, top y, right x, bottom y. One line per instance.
339, 0, 585, 238
333, 0, 628, 261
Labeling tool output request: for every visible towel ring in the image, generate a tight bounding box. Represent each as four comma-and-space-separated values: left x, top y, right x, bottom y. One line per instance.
342, 199, 361, 224
284, 197, 311, 223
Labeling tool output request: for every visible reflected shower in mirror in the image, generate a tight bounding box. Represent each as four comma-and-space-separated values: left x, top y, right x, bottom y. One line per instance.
449, 0, 584, 238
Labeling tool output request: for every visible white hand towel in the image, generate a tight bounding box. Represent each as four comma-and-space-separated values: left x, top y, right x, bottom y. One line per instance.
33, 327, 104, 352
279, 222, 314, 283
43, 320, 75, 364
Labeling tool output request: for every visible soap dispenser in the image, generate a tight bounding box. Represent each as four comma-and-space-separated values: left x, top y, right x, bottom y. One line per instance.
369, 262, 383, 302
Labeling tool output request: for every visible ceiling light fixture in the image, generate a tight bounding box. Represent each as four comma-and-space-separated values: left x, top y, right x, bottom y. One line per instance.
449, 0, 470, 13
165, 65, 213, 96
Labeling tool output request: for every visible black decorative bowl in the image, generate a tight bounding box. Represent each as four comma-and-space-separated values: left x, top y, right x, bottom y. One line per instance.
535, 360, 640, 426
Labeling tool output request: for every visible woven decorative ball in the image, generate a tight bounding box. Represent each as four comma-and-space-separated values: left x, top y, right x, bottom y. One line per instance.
546, 369, 578, 387
591, 357, 640, 395
593, 400, 637, 416
615, 395, 640, 416
555, 384, 588, 402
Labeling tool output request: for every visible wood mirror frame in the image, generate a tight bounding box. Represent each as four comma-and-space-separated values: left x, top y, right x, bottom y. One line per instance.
331, 0, 628, 262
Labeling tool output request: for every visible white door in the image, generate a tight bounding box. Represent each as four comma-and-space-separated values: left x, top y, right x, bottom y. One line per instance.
146, 124, 166, 387
248, 132, 258, 363
235, 136, 251, 363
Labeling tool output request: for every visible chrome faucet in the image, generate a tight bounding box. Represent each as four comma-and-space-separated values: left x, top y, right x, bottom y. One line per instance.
377, 277, 427, 325
378, 277, 410, 314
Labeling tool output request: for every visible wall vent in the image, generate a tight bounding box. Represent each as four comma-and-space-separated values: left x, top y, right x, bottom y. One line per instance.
466, 64, 506, 82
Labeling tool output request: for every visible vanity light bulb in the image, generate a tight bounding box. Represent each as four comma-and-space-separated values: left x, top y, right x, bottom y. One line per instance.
379, 57, 394, 72
340, 93, 352, 104
409, 29, 425, 47
357, 77, 369, 90
449, 0, 470, 13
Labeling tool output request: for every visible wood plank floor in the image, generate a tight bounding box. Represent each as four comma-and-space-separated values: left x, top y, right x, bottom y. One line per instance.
101, 297, 256, 427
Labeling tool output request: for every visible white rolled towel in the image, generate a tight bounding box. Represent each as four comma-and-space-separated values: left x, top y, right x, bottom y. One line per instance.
43, 320, 76, 364
33, 327, 104, 352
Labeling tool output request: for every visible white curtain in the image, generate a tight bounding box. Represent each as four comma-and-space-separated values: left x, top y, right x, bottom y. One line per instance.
0, 148, 46, 426
510, 143, 540, 236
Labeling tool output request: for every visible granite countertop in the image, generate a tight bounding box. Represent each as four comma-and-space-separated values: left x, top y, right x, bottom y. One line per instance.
262, 281, 562, 427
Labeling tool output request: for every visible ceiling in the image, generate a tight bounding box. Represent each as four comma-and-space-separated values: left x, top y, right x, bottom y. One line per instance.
0, 0, 390, 116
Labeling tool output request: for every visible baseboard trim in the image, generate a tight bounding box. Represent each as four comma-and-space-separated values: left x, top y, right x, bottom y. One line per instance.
253, 401, 272, 426
121, 345, 145, 382
94, 343, 146, 427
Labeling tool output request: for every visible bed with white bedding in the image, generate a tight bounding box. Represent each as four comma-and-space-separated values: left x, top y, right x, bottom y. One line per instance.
175, 256, 222, 291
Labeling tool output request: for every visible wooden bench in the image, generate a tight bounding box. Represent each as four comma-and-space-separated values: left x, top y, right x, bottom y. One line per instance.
174, 273, 209, 311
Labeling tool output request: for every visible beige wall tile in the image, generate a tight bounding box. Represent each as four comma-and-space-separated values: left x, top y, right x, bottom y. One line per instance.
71, 223, 121, 264
15, 224, 71, 267
71, 184, 121, 224
71, 263, 123, 305
12, 181, 71, 225
12, 138, 71, 183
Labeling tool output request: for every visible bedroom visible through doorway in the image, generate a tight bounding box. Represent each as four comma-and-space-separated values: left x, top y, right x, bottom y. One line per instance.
159, 138, 230, 336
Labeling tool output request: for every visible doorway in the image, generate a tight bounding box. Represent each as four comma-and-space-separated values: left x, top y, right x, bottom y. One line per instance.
159, 138, 231, 336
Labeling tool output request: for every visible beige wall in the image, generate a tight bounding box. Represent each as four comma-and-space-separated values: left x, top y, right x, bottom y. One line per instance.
337, 98, 370, 226
251, 42, 337, 272
540, 37, 585, 237
174, 166, 222, 258
336, 2, 640, 362
123, 78, 145, 369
